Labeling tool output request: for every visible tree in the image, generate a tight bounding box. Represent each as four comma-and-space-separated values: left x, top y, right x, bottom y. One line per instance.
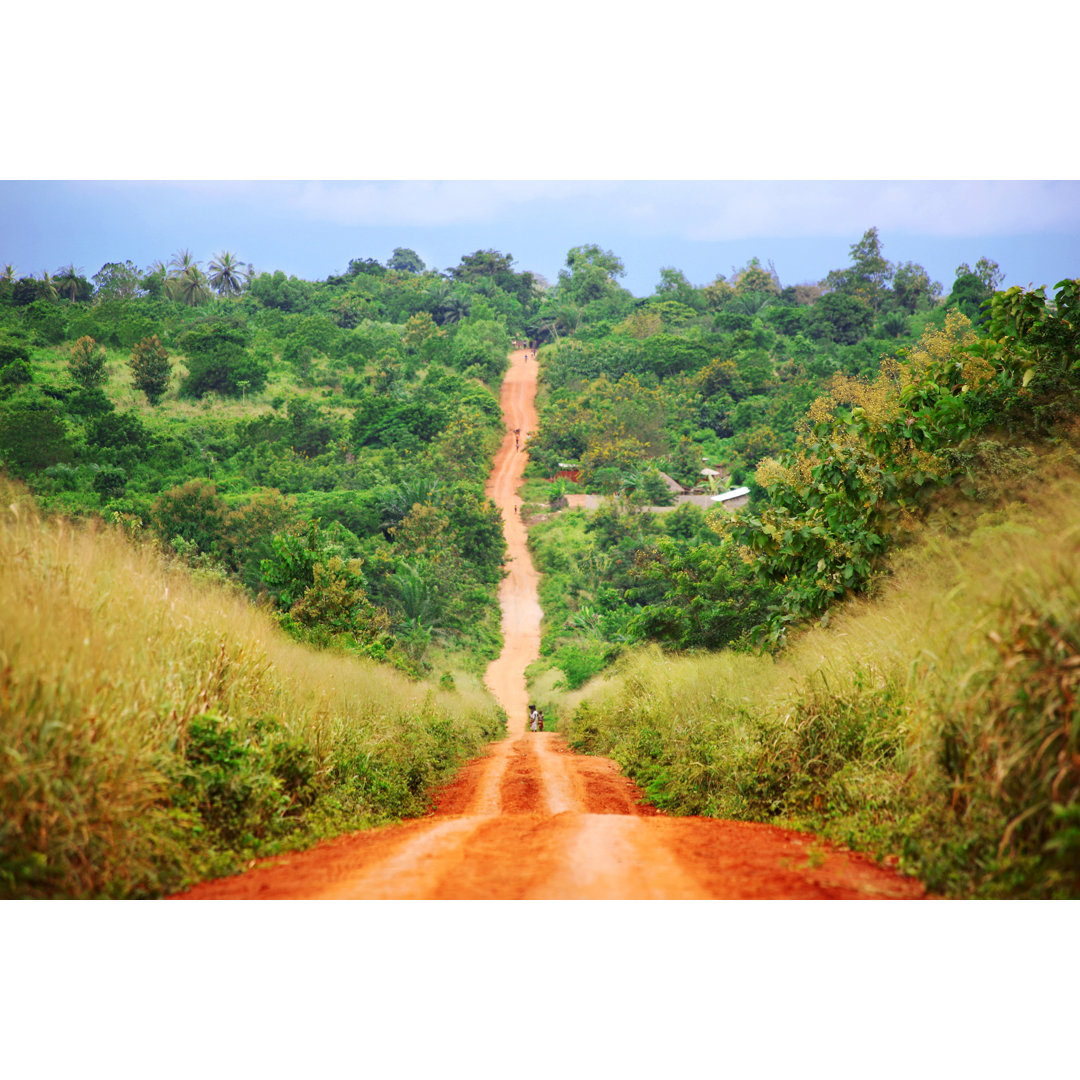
92, 466, 127, 502
166, 250, 211, 306
822, 226, 894, 313
208, 251, 247, 298
949, 273, 992, 324
11, 278, 44, 306
654, 267, 701, 310
955, 257, 1004, 295
892, 261, 941, 314
178, 320, 267, 398
69, 335, 107, 389
152, 479, 230, 558
93, 261, 144, 301
54, 264, 92, 302
347, 257, 386, 277
171, 265, 212, 307
388, 247, 425, 274
129, 335, 172, 405
249, 270, 312, 312
807, 292, 874, 344
450, 318, 511, 383
732, 257, 780, 296
140, 261, 168, 299
558, 244, 627, 306
0, 398, 75, 473
38, 271, 58, 302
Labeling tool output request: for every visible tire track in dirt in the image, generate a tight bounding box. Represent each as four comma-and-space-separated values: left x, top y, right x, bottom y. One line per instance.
172, 350, 926, 901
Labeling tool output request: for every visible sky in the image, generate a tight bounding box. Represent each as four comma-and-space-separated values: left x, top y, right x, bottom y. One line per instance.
2, 178, 1077, 299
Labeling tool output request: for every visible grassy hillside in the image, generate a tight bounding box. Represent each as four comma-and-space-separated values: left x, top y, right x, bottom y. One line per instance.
555, 439, 1080, 898
541, 279, 1080, 898
0, 477, 504, 898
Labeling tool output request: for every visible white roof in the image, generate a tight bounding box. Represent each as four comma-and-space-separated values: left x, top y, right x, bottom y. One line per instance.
711, 486, 751, 502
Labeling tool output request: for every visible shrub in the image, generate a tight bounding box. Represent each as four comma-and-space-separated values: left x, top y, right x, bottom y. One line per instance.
129, 335, 172, 405
0, 359, 32, 388
69, 335, 107, 389
178, 320, 267, 398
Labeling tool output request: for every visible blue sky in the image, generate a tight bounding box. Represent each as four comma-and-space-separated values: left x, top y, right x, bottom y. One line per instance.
2, 179, 1077, 299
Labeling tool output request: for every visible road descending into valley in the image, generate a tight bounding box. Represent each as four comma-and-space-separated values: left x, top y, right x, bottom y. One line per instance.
174, 349, 924, 900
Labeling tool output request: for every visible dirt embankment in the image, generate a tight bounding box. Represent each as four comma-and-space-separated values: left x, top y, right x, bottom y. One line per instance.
173, 350, 924, 900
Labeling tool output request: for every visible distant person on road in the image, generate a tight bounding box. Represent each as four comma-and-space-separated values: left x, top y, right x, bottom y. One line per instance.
537, 710, 544, 732
529, 705, 539, 732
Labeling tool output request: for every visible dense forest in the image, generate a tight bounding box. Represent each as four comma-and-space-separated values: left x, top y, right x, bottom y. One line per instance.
0, 246, 541, 677
520, 231, 1011, 682
0, 229, 1002, 679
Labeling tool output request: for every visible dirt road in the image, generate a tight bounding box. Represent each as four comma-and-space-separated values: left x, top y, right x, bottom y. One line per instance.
174, 350, 924, 900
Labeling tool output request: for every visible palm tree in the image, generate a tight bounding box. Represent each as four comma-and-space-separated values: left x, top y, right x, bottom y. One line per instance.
208, 251, 245, 298
379, 479, 443, 537
54, 264, 86, 301
168, 249, 198, 277
39, 270, 58, 301
1, 265, 15, 283
438, 290, 472, 325
172, 265, 212, 307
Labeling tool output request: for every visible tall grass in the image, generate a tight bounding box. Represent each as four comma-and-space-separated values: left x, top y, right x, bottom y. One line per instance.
0, 477, 503, 898
562, 457, 1080, 897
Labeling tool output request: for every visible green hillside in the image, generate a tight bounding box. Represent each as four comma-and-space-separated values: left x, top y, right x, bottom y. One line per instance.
540, 277, 1080, 898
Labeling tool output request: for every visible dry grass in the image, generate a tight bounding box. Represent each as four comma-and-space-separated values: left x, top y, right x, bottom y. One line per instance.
0, 476, 501, 897
560, 452, 1080, 896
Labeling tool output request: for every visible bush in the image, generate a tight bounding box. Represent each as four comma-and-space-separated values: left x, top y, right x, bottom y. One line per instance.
129, 335, 172, 405
0, 359, 31, 388
69, 335, 107, 389
92, 466, 127, 501
178, 320, 267, 398
0, 397, 75, 473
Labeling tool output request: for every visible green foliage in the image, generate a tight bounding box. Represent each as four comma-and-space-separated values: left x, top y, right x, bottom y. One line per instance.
69, 335, 107, 389
0, 358, 32, 390
23, 299, 68, 344
92, 465, 127, 501
249, 270, 314, 312
808, 292, 875, 344
260, 520, 324, 608
555, 641, 616, 689
151, 479, 231, 559
129, 334, 172, 404
451, 318, 511, 383
93, 260, 145, 301
630, 533, 777, 650
0, 395, 75, 473
178, 319, 267, 397
388, 247, 425, 274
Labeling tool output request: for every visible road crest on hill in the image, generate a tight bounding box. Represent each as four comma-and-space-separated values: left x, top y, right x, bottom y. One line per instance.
174, 349, 925, 900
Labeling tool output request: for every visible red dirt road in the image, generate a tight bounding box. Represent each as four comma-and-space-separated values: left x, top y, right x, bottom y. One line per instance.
174, 350, 924, 900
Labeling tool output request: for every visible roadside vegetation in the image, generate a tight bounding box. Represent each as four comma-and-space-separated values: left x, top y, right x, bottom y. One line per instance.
552, 276, 1080, 898
0, 475, 503, 898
